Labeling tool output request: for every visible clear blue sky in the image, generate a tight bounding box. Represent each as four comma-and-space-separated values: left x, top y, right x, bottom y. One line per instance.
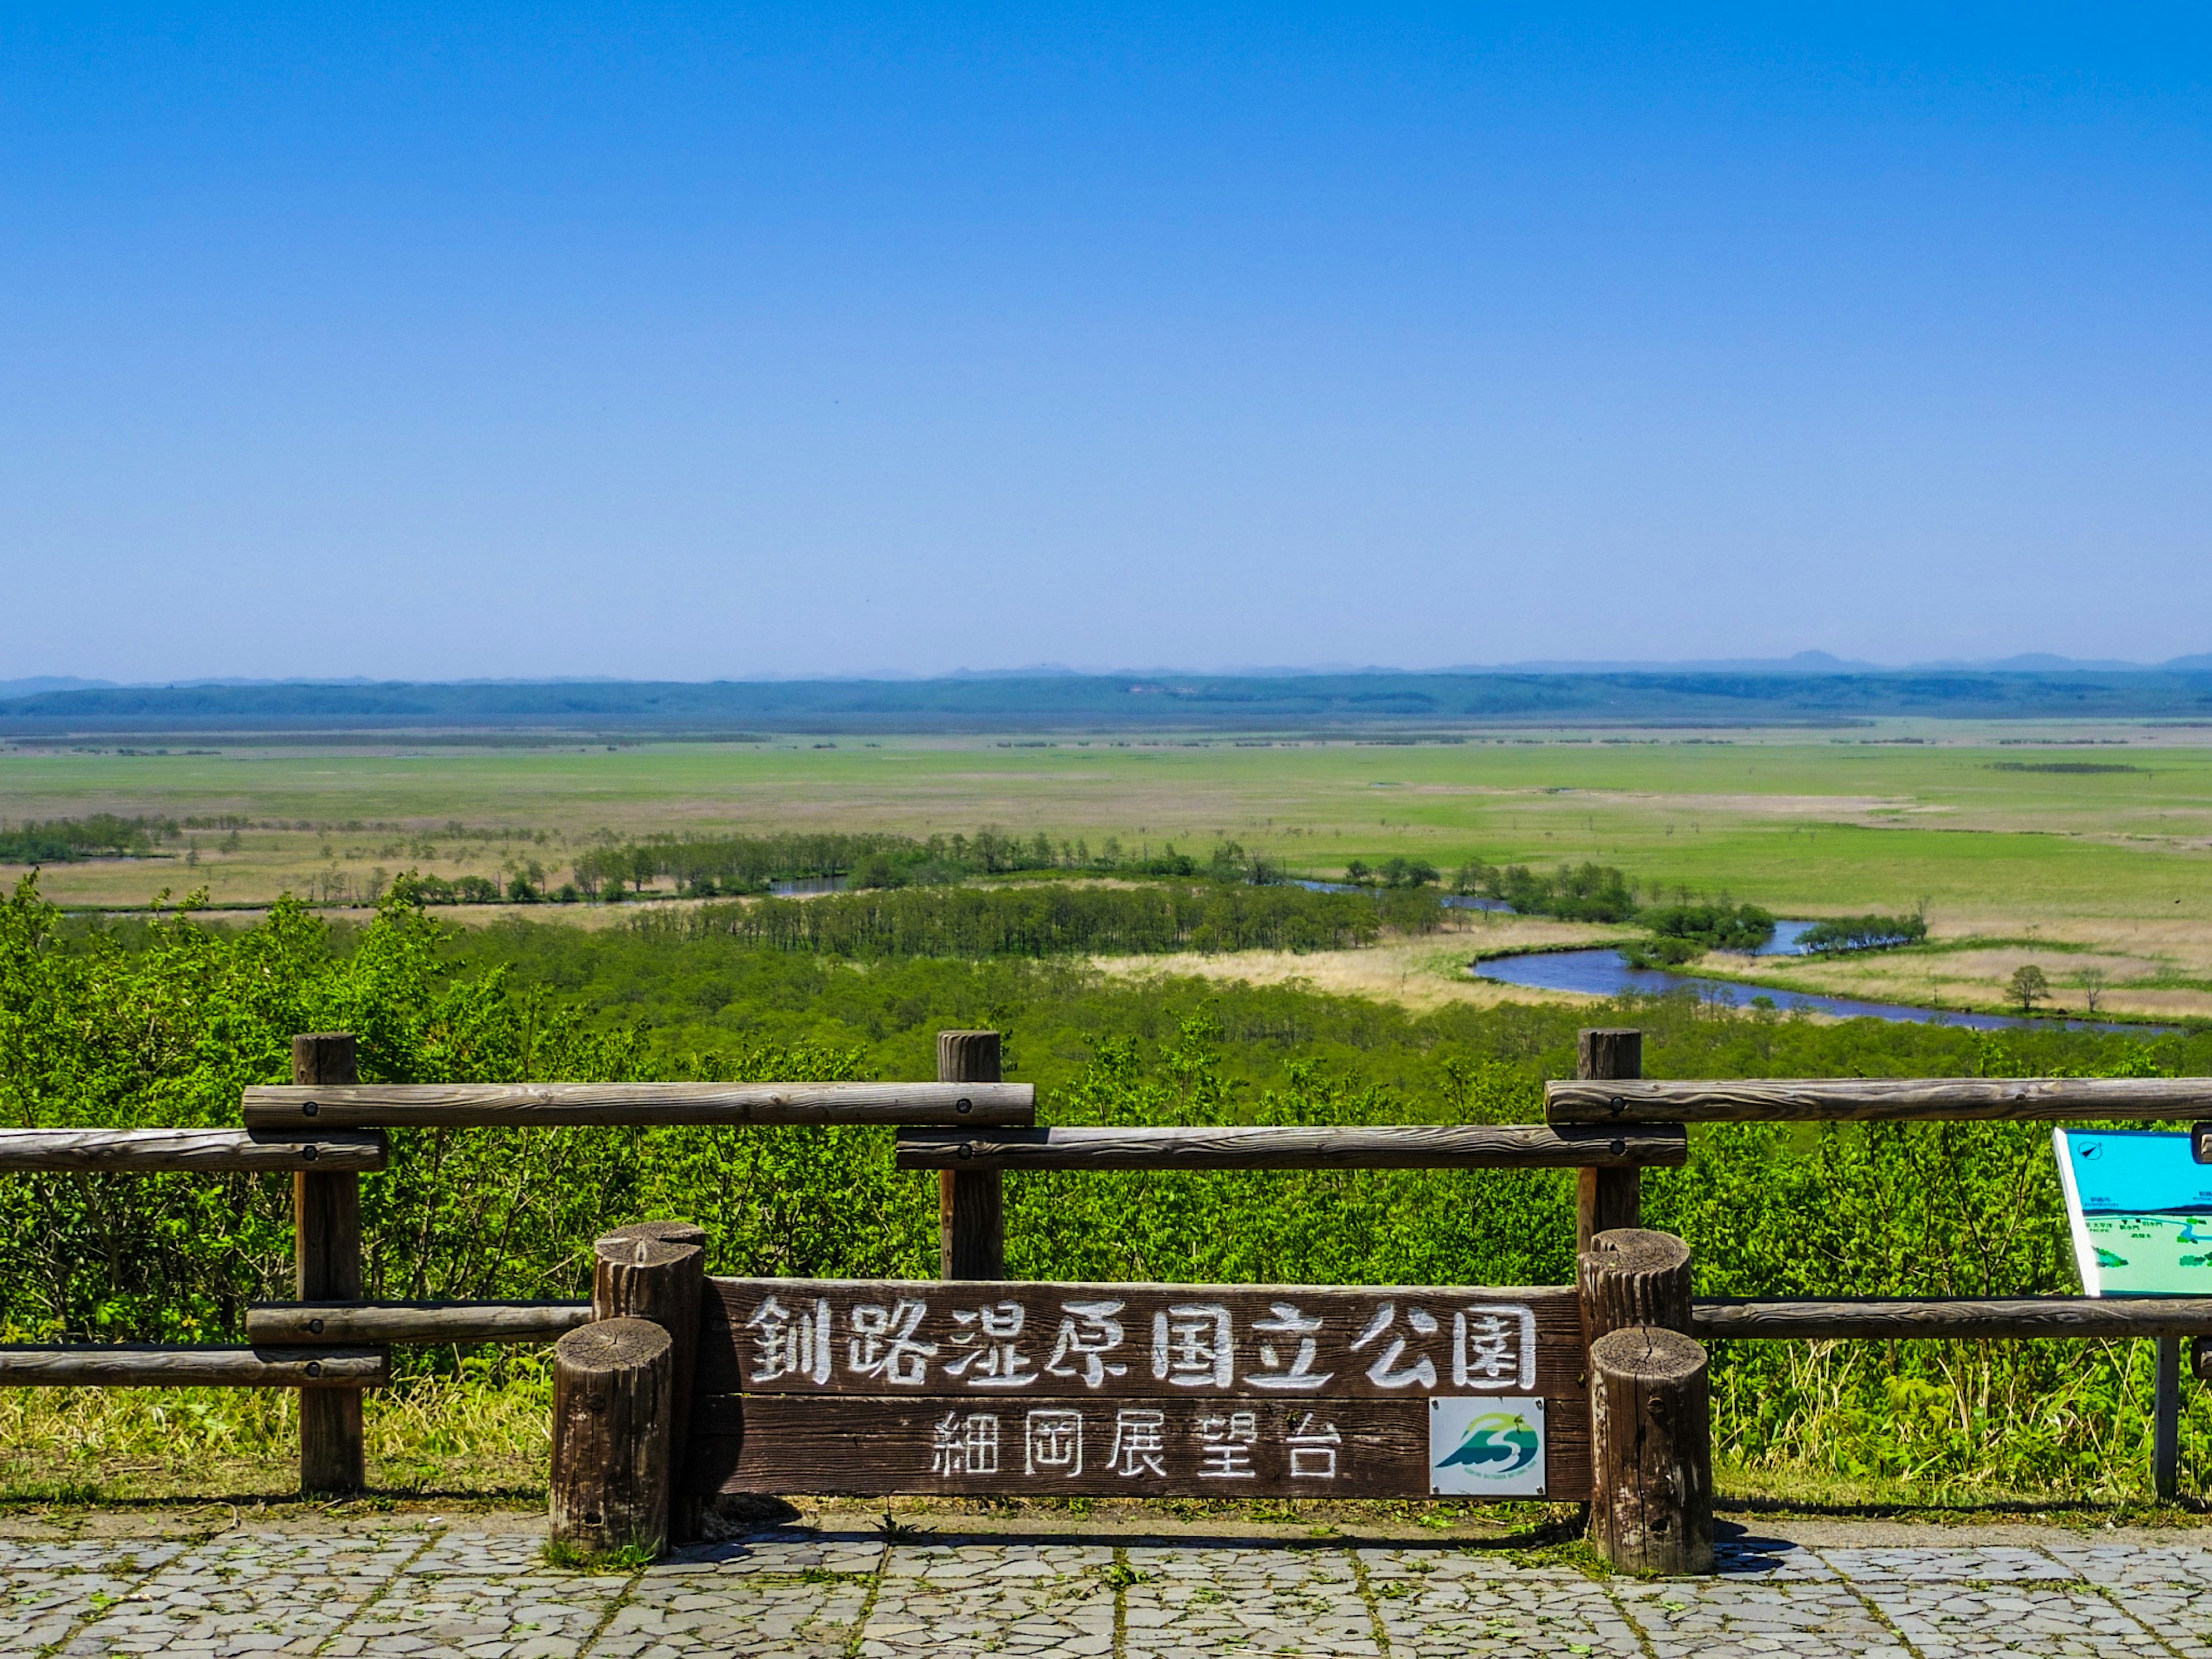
5, 5, 2209, 681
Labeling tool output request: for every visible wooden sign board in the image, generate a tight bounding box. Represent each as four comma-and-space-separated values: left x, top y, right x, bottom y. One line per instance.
690, 1278, 1589, 1500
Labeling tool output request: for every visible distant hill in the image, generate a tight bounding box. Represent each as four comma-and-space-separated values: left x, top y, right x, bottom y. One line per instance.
5, 669, 2212, 736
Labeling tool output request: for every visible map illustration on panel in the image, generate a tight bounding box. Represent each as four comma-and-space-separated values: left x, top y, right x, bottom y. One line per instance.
2054, 1129, 2212, 1297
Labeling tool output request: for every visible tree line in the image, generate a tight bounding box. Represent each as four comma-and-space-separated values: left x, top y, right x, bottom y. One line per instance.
1454, 857, 1640, 921
635, 881, 1446, 959
0, 814, 182, 863
566, 829, 1291, 899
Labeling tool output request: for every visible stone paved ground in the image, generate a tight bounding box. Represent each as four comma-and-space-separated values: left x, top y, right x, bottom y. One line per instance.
10, 1513, 2212, 1657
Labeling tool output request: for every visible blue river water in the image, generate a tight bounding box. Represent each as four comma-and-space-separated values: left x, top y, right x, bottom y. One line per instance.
768, 875, 849, 896
1281, 883, 2174, 1032
1471, 945, 2172, 1035
1292, 880, 1512, 912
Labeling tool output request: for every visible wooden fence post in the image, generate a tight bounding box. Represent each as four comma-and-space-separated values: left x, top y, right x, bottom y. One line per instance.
293, 1032, 366, 1495
1580, 1226, 1713, 1575
1575, 1029, 1643, 1251
2156, 1335, 2181, 1501
551, 1317, 673, 1559
594, 1222, 706, 1540
938, 1029, 1005, 1280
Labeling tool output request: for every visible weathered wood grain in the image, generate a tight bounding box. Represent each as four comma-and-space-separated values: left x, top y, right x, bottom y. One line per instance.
293, 1033, 365, 1495
938, 1030, 1005, 1282
594, 1227, 706, 1543
0, 1346, 389, 1387
0, 1128, 388, 1173
552, 1319, 673, 1559
241, 1081, 1035, 1128
690, 1392, 1592, 1500
1575, 1028, 1644, 1250
895, 1123, 1687, 1172
245, 1301, 593, 1344
698, 1277, 1579, 1398
1547, 1075, 2212, 1124
1588, 1326, 1713, 1575
1692, 1297, 2212, 1340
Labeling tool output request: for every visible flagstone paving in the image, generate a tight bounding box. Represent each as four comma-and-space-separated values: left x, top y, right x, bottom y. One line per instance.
10, 1513, 2212, 1656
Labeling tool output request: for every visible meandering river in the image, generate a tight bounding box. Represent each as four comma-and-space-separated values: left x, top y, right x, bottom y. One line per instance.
1471, 942, 2169, 1035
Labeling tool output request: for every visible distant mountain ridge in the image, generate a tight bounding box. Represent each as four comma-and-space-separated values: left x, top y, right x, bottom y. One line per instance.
7, 651, 2210, 700
5, 665, 2212, 735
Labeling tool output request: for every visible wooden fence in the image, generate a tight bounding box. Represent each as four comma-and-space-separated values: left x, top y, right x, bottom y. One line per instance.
6, 1025, 2212, 1571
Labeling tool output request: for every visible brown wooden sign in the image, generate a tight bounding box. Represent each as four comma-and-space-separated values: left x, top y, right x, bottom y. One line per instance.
690, 1277, 1589, 1500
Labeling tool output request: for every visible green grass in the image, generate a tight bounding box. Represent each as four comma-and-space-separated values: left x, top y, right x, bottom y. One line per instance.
8, 726, 2212, 924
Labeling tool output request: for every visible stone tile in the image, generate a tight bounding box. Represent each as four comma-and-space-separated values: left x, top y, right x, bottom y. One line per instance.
1123, 1546, 1377, 1658
330, 1536, 631, 1659
862, 1543, 1116, 1657
1814, 1545, 2077, 1584
587, 1565, 872, 1659
1856, 1578, 2169, 1658
662, 1531, 884, 1577
57, 1531, 425, 1657
1714, 1529, 1839, 1580
1357, 1549, 1641, 1659
1613, 1574, 1911, 1659
12, 1520, 2212, 1659
0, 1540, 187, 1654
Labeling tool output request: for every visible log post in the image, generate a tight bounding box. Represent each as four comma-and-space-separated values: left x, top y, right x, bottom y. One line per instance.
551, 1317, 674, 1560
1575, 1029, 1642, 1251
938, 1029, 1005, 1280
593, 1222, 706, 1539
1580, 1222, 1712, 1574
293, 1032, 366, 1495
1579, 1228, 1694, 1344
1587, 1325, 1715, 1575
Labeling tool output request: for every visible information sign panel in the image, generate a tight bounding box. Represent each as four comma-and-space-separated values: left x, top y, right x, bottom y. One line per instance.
689, 1277, 1588, 1499
2054, 1128, 2212, 1297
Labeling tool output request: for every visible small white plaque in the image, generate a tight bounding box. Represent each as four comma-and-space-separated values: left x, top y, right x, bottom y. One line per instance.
1427, 1395, 1546, 1497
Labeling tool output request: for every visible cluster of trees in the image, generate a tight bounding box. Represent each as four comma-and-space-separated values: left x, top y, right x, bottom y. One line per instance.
1343, 857, 1440, 889
1800, 914, 1930, 953
1620, 903, 1777, 967
643, 881, 1441, 959
1454, 858, 1639, 922
0, 814, 182, 863
391, 872, 506, 906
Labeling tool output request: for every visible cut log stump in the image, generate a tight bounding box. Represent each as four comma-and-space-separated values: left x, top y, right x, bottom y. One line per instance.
551, 1318, 674, 1561
1579, 1228, 1694, 1345
1587, 1325, 1714, 1575
593, 1225, 706, 1542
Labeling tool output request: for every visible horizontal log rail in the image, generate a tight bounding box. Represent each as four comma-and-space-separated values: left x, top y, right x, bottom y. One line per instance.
1692, 1297, 2212, 1341
0, 1128, 388, 1173
247, 1301, 594, 1344
1547, 1076, 2212, 1124
243, 1081, 1035, 1129
895, 1122, 1688, 1171
0, 1346, 389, 1387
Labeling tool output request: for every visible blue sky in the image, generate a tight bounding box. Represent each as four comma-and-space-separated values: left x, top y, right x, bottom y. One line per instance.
4, 6, 2209, 680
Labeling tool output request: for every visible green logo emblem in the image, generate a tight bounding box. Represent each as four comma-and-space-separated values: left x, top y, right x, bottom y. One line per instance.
1434, 1411, 1541, 1478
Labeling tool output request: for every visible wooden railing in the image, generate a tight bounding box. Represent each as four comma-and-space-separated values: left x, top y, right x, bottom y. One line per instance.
1543, 1032, 2212, 1502
6, 1020, 2210, 1548
0, 1029, 1036, 1495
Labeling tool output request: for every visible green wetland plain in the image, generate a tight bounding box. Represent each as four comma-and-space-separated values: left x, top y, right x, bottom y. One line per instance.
5, 721, 2212, 1518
